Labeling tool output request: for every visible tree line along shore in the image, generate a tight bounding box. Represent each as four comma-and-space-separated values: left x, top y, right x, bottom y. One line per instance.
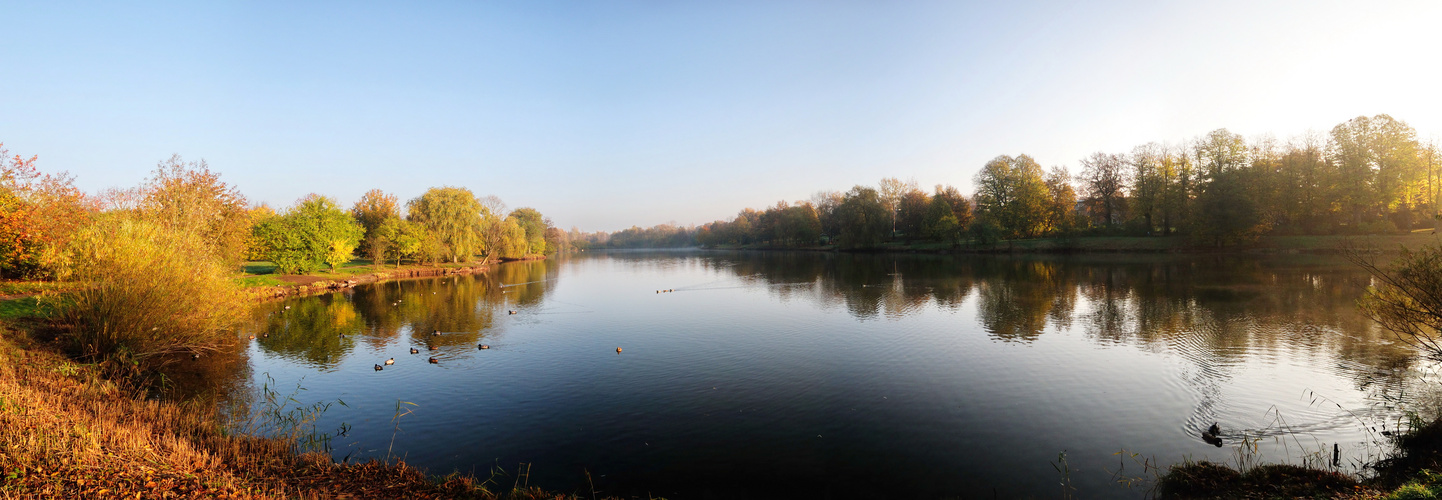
581, 114, 1441, 252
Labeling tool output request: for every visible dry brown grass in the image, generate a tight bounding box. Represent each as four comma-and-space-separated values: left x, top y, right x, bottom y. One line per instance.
0, 328, 637, 499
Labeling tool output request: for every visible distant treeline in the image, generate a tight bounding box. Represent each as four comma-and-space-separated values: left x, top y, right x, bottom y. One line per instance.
595, 114, 1439, 249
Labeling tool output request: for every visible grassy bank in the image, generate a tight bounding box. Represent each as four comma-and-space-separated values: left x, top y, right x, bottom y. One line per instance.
1153, 416, 1442, 499
0, 297, 644, 499
237, 258, 497, 301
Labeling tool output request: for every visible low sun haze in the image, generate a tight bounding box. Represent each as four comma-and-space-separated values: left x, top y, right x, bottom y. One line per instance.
2, 1, 1439, 232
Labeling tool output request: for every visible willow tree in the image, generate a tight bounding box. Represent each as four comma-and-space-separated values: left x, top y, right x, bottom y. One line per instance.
973, 154, 1049, 238
407, 186, 486, 263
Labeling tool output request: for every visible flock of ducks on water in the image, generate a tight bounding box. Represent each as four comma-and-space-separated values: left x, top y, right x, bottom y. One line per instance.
371, 329, 615, 371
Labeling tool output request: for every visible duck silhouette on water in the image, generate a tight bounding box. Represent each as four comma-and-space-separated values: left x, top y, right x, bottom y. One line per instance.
1202, 423, 1223, 447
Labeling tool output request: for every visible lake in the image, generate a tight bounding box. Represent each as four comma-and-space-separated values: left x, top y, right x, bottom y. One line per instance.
231, 250, 1431, 499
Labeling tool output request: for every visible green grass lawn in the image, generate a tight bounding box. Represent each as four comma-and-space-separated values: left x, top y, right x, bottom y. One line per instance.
234, 275, 288, 288
0, 281, 71, 296
0, 297, 56, 320
239, 258, 489, 286
241, 261, 277, 275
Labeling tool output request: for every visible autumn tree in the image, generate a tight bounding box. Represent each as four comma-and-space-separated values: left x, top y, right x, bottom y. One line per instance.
896, 187, 930, 239
0, 144, 92, 278
138, 156, 251, 268
1195, 129, 1251, 180
1044, 166, 1080, 234
544, 226, 570, 253
973, 154, 1049, 238
933, 184, 972, 230
351, 189, 400, 265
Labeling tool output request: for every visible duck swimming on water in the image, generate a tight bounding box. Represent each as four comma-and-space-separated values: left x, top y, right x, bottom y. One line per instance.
374, 364, 383, 371
428, 357, 439, 364
1202, 423, 1223, 447
385, 358, 395, 365
409, 347, 420, 354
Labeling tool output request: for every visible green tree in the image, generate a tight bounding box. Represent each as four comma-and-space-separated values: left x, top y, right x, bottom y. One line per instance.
1191, 170, 1268, 246
407, 187, 485, 263
922, 195, 961, 244
507, 207, 549, 256
252, 195, 364, 274
835, 186, 889, 248
373, 217, 423, 267
811, 190, 844, 240
973, 154, 1049, 238
896, 188, 930, 239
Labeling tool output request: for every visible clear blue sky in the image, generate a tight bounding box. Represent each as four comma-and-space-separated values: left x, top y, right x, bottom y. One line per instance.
3, 1, 1439, 231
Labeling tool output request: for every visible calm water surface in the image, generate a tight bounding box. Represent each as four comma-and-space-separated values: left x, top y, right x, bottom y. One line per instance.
232, 251, 1431, 499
